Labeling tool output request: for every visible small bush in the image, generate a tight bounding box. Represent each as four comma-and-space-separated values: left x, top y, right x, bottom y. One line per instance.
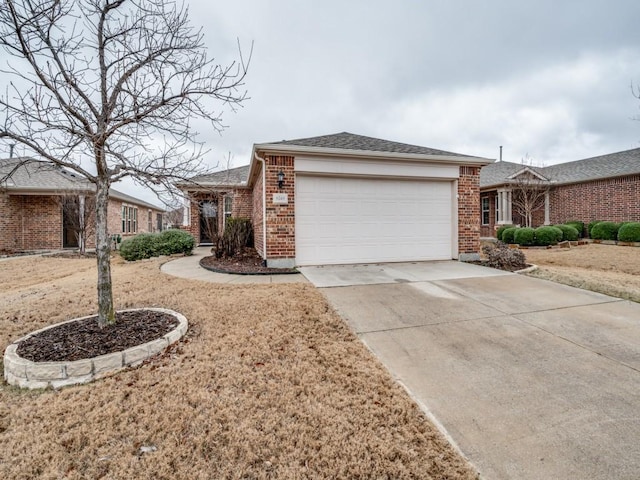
514, 227, 535, 246
590, 221, 620, 241
554, 224, 579, 242
119, 230, 195, 261
156, 229, 195, 256
496, 225, 515, 242
564, 221, 584, 237
215, 217, 254, 259
482, 241, 527, 271
617, 222, 640, 242
119, 233, 158, 261
534, 226, 562, 246
501, 227, 519, 244
587, 220, 602, 238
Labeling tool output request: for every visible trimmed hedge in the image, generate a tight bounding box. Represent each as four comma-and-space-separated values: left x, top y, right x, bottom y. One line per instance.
554, 224, 579, 242
514, 227, 535, 246
535, 226, 562, 246
587, 220, 602, 238
496, 225, 515, 242
120, 229, 195, 261
501, 227, 519, 244
564, 221, 584, 237
617, 222, 640, 242
590, 221, 619, 241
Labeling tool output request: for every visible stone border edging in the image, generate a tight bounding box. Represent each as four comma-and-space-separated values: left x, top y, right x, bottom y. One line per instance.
198, 257, 299, 275
3, 307, 188, 390
515, 264, 538, 274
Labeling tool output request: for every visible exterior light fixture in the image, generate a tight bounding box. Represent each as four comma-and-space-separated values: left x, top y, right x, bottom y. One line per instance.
277, 170, 285, 189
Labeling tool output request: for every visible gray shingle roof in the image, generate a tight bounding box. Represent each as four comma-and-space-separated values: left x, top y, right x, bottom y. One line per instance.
265, 132, 472, 157
0, 157, 163, 210
480, 147, 640, 188
187, 164, 250, 187
0, 157, 91, 191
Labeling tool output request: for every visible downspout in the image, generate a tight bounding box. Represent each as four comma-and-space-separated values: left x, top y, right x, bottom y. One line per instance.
253, 152, 268, 266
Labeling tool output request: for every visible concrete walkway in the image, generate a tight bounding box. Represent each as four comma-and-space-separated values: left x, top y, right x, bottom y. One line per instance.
160, 247, 308, 284
301, 262, 640, 480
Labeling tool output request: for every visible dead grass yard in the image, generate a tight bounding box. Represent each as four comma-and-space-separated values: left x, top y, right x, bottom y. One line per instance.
523, 243, 640, 302
0, 255, 478, 480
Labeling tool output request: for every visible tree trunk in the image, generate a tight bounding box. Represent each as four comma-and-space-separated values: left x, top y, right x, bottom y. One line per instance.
79, 194, 86, 254
95, 181, 115, 327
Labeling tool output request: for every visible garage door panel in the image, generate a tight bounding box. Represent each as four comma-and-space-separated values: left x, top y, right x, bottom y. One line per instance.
295, 176, 454, 266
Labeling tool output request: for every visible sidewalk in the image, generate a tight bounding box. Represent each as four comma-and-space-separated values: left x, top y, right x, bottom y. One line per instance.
160, 247, 308, 284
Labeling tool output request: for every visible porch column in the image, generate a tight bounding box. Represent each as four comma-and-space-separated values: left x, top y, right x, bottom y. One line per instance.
182, 196, 190, 226
78, 195, 85, 252
544, 190, 550, 225
497, 188, 513, 225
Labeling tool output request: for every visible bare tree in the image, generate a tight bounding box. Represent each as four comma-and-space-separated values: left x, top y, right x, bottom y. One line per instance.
0, 0, 250, 326
510, 169, 550, 228
57, 192, 97, 254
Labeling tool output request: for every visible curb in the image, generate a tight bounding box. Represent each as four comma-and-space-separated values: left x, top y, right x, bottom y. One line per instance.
3, 308, 188, 390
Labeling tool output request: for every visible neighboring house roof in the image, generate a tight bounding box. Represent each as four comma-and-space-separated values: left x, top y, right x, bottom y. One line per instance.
480, 147, 640, 189
0, 157, 164, 211
265, 131, 472, 158
185, 164, 250, 188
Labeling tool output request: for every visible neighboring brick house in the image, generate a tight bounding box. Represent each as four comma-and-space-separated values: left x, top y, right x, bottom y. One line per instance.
480, 147, 640, 237
0, 158, 165, 251
178, 132, 491, 267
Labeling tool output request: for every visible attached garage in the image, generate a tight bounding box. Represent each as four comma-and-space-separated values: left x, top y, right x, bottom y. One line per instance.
295, 175, 456, 266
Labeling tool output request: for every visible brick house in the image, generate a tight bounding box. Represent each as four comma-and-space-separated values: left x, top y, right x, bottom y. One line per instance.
0, 158, 165, 251
480, 147, 640, 237
178, 132, 491, 267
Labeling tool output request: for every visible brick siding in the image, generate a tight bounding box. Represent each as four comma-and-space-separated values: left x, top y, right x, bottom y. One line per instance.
262, 155, 295, 260
0, 194, 163, 251
458, 166, 481, 255
252, 164, 265, 257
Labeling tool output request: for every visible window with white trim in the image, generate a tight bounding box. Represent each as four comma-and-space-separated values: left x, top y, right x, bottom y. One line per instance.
224, 196, 232, 219
481, 197, 490, 225
122, 205, 138, 233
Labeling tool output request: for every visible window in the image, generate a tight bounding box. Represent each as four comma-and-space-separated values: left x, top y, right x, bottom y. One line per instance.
148, 210, 152, 232
495, 195, 499, 223
224, 196, 232, 219
121, 205, 138, 233
481, 197, 490, 225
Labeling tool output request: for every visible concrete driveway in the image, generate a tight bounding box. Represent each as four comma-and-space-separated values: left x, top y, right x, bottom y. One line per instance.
300, 261, 640, 480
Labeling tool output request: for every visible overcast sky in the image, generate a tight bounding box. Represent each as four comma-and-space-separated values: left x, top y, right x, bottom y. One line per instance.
5, 0, 640, 205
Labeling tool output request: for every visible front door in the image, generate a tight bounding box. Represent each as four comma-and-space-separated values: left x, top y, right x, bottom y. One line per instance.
62, 202, 79, 248
199, 200, 217, 244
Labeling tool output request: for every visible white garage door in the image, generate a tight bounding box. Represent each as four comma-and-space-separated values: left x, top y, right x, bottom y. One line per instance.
295, 175, 454, 266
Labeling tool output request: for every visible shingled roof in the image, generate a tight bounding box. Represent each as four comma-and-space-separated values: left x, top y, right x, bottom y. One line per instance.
264, 131, 472, 158
186, 164, 250, 187
0, 158, 163, 210
480, 147, 640, 188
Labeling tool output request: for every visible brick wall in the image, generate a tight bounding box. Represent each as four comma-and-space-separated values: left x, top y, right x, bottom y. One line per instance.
263, 155, 295, 260
550, 175, 640, 224
458, 166, 481, 255
252, 164, 265, 257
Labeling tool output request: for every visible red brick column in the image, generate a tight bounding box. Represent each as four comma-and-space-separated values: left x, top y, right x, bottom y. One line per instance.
263, 155, 295, 267
458, 166, 481, 259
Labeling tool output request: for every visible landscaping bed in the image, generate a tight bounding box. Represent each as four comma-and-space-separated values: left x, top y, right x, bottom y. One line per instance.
200, 248, 298, 275
0, 255, 477, 479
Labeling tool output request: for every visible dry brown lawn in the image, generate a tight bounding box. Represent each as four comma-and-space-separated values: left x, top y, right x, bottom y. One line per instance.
523, 243, 640, 302
0, 255, 478, 480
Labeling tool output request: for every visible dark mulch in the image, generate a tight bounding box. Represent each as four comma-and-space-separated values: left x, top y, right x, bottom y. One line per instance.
200, 248, 298, 275
16, 310, 179, 362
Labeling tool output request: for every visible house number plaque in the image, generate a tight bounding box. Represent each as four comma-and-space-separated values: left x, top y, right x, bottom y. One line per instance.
273, 193, 288, 205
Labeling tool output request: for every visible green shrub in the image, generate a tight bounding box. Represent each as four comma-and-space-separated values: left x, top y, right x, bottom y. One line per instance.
590, 221, 619, 241
156, 229, 195, 256
215, 217, 254, 259
564, 221, 584, 237
617, 222, 640, 242
514, 227, 535, 246
501, 227, 519, 244
534, 226, 562, 246
119, 230, 195, 261
482, 242, 527, 271
554, 224, 579, 242
587, 220, 602, 238
496, 225, 515, 242
119, 233, 158, 261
